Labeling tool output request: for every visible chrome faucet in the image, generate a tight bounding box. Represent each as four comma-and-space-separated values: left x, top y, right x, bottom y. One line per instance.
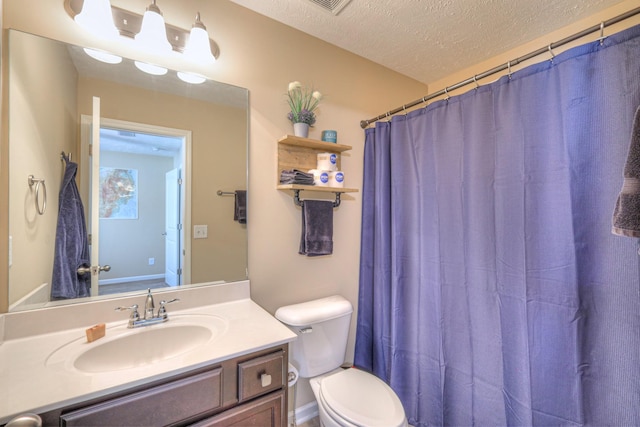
115, 288, 180, 328
144, 288, 155, 320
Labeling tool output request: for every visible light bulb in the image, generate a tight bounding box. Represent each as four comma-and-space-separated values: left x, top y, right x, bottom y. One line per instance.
134, 61, 168, 76
183, 13, 216, 64
74, 0, 119, 40
177, 72, 206, 84
83, 48, 122, 64
134, 1, 172, 54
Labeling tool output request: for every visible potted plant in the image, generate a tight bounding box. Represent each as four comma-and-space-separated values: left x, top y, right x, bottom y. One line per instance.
286, 81, 322, 138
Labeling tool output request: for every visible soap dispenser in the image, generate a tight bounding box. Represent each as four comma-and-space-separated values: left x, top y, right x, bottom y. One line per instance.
144, 288, 155, 319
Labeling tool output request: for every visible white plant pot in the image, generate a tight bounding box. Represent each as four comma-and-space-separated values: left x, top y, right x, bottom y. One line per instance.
293, 123, 310, 138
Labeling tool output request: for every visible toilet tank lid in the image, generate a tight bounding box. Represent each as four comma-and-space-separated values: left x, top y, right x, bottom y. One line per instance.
275, 295, 353, 326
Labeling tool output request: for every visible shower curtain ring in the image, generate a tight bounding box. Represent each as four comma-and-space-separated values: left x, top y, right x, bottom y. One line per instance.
548, 44, 555, 62
473, 75, 479, 90
444, 87, 450, 101
598, 21, 606, 45
507, 61, 512, 80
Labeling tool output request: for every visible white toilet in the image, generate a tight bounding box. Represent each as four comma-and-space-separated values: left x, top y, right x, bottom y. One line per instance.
276, 295, 408, 427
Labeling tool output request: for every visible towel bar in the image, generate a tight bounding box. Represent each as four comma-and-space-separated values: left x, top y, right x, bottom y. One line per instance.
293, 189, 341, 208
216, 190, 235, 196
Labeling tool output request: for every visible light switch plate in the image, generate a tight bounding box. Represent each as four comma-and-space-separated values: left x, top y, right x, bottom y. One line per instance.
194, 225, 208, 239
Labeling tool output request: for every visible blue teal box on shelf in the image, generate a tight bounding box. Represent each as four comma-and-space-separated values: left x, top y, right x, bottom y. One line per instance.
321, 130, 337, 143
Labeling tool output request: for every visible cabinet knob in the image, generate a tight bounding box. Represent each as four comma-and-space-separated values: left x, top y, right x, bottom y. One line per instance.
260, 373, 272, 388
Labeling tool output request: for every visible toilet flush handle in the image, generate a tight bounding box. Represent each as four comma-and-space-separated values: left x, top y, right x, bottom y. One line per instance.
299, 326, 313, 334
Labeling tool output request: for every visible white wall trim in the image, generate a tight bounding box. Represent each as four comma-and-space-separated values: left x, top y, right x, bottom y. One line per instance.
98, 274, 165, 286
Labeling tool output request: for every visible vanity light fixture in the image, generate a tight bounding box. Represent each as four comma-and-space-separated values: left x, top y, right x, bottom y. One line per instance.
134, 61, 168, 76
73, 0, 119, 39
65, 0, 220, 82
134, 0, 172, 55
84, 48, 123, 64
177, 72, 206, 85
183, 13, 216, 64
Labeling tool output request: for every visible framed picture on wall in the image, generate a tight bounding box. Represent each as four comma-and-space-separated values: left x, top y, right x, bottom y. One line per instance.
99, 167, 138, 219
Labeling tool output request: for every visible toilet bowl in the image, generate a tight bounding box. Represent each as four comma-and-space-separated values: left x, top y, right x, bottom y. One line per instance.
275, 295, 408, 427
310, 368, 407, 427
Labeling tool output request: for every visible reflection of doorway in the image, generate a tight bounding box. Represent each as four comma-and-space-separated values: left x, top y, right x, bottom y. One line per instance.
80, 116, 191, 296
164, 168, 181, 286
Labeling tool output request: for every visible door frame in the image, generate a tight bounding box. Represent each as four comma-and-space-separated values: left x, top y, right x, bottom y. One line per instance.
79, 116, 192, 293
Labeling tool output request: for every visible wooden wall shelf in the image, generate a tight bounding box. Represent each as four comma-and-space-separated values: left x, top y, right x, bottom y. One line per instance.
277, 135, 352, 152
277, 135, 358, 207
276, 184, 358, 193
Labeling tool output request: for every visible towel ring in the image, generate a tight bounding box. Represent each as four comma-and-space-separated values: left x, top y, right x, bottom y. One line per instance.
28, 175, 47, 215
293, 189, 341, 208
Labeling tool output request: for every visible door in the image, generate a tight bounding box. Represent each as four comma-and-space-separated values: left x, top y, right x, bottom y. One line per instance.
165, 168, 182, 286
89, 97, 102, 296
81, 115, 191, 294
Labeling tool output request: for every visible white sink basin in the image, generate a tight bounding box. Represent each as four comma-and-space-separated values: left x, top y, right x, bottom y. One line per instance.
46, 314, 228, 373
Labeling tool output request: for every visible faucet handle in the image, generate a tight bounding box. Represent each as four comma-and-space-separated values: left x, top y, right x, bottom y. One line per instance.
158, 298, 180, 319
115, 304, 140, 322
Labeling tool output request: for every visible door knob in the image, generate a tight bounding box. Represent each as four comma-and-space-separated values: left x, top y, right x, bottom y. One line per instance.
77, 265, 111, 275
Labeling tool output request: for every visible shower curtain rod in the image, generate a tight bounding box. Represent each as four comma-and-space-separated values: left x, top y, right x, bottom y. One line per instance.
360, 6, 640, 129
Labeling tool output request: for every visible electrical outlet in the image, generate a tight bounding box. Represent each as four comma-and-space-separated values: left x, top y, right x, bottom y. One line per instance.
194, 225, 208, 239
148, 257, 155, 265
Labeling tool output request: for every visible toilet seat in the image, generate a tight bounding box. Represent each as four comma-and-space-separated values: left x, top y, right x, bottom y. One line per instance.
318, 368, 407, 427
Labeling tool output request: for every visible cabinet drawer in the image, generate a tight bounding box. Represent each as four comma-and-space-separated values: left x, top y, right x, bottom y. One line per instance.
60, 367, 222, 426
238, 351, 284, 402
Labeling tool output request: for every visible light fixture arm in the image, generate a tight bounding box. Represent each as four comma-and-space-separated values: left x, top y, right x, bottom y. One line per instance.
146, 0, 162, 16
193, 12, 206, 31
64, 0, 220, 58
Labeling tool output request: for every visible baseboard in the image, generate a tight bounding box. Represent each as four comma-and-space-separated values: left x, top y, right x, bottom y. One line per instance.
289, 401, 318, 426
98, 274, 164, 285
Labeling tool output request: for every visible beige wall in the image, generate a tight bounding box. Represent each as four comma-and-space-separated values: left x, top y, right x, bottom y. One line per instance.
2, 0, 639, 414
7, 30, 78, 306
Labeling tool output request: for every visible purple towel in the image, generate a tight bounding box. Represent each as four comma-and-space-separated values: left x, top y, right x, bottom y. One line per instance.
51, 157, 91, 299
299, 200, 333, 256
612, 106, 640, 237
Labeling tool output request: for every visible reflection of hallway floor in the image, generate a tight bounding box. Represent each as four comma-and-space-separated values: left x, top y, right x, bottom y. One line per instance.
99, 278, 170, 295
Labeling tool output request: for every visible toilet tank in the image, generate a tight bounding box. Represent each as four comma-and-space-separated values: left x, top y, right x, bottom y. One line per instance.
275, 295, 353, 378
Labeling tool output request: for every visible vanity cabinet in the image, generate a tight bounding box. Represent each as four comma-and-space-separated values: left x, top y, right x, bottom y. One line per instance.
36, 345, 287, 427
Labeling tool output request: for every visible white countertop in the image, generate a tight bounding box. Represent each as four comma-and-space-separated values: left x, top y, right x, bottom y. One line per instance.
0, 282, 296, 423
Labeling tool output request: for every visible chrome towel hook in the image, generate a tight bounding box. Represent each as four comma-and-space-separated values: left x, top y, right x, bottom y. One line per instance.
28, 175, 47, 215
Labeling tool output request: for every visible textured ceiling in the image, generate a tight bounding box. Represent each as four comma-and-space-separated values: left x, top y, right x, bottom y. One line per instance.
229, 0, 627, 85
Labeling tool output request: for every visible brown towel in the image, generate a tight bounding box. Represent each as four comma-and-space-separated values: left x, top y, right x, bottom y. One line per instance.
613, 106, 640, 237
299, 200, 333, 256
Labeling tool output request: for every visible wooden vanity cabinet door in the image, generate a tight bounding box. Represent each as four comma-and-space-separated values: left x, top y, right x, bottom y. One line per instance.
189, 390, 284, 427
237, 351, 284, 402
59, 367, 222, 426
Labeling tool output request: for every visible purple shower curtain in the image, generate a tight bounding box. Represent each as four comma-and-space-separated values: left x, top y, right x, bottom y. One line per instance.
355, 24, 640, 426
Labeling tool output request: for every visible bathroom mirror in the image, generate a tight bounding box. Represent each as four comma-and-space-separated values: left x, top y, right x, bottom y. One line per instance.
7, 30, 248, 312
